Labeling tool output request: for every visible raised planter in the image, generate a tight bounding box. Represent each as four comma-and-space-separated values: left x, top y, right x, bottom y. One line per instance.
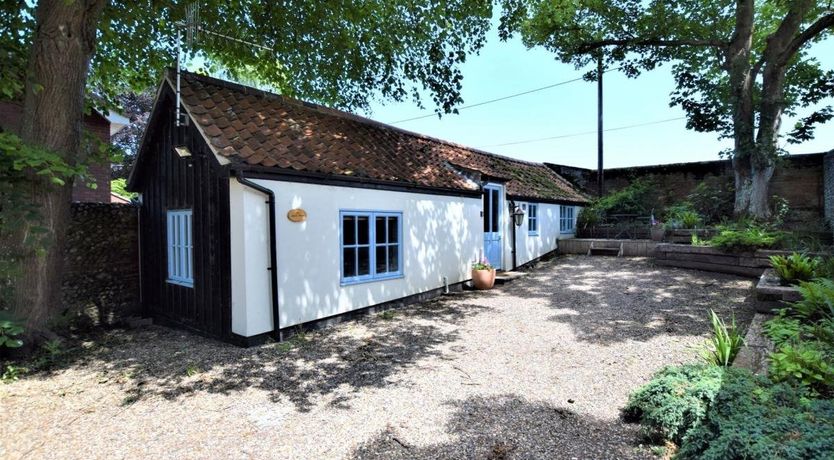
558, 238, 659, 257
732, 313, 775, 376
652, 244, 797, 278
755, 268, 802, 313
665, 228, 715, 244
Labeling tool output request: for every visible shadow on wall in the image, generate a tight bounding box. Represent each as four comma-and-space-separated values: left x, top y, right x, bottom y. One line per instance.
507, 256, 757, 345
350, 394, 651, 460
31, 295, 491, 413
275, 186, 481, 329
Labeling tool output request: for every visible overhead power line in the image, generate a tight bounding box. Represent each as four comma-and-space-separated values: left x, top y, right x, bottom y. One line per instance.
484, 116, 687, 148
389, 68, 620, 125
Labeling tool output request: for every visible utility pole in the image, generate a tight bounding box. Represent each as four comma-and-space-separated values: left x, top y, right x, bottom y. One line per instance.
597, 54, 604, 197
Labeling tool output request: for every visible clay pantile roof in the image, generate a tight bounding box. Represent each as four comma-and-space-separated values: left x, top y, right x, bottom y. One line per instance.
174, 71, 589, 204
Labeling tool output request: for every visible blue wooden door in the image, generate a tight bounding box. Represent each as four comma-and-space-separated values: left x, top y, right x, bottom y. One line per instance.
483, 184, 503, 269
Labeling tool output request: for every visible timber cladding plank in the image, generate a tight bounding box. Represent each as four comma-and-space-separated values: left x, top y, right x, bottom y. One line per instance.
654, 259, 764, 277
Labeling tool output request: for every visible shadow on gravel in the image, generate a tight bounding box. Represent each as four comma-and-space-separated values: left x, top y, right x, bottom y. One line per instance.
350, 394, 653, 460
509, 255, 756, 345
22, 295, 490, 412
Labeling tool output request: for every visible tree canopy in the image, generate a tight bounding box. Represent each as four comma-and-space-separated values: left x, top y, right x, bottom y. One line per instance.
500, 0, 834, 216
2, 1, 494, 114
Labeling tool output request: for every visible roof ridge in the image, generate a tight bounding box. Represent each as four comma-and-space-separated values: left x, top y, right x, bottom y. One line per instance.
175, 69, 553, 170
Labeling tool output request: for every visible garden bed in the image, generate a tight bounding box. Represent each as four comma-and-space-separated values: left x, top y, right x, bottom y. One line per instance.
755, 268, 802, 312
653, 244, 796, 278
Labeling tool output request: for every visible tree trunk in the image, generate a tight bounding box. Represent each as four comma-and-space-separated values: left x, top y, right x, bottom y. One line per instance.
10, 0, 105, 341
733, 154, 775, 219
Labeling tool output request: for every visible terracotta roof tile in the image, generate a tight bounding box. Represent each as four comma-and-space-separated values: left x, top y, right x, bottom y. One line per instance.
174, 71, 589, 204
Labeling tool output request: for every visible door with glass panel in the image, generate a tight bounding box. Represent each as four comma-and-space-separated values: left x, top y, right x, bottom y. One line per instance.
482, 184, 503, 269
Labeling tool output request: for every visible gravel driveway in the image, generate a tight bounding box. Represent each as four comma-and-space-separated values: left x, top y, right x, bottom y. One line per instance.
1, 256, 756, 459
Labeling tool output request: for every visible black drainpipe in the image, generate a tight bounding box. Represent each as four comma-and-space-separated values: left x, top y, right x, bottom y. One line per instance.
235, 171, 281, 341
509, 200, 518, 270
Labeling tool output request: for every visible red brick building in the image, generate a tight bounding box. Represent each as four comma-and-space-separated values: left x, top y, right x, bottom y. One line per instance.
0, 101, 112, 202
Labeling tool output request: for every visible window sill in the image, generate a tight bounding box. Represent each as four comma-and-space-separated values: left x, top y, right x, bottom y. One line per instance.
340, 273, 404, 286
167, 279, 194, 288
528, 231, 539, 237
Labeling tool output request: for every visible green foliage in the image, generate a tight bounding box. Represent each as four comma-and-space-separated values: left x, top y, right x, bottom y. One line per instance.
791, 279, 834, 321
111, 178, 137, 200
691, 234, 708, 247
578, 178, 657, 227
184, 363, 201, 377
687, 178, 734, 224
769, 341, 834, 395
708, 226, 781, 252
769, 253, 819, 285
0, 132, 89, 309
472, 258, 494, 271
677, 375, 834, 460
815, 257, 834, 280
765, 282, 834, 396
664, 202, 702, 229
1, 364, 26, 383
378, 310, 397, 321
4, 1, 494, 116
0, 313, 24, 349
763, 315, 803, 345
701, 310, 744, 367
504, 1, 834, 146
622, 365, 735, 445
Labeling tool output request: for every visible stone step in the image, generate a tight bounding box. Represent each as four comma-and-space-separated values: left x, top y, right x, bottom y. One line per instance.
589, 247, 621, 256
495, 271, 528, 285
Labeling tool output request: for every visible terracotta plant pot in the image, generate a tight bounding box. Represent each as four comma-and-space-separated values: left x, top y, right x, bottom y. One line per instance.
471, 268, 496, 290
650, 227, 665, 242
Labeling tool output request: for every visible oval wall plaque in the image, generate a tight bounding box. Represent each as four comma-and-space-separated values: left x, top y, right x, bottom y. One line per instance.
287, 208, 307, 223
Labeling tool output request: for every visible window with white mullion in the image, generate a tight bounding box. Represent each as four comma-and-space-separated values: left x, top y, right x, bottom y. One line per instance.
342, 211, 402, 284
167, 210, 194, 286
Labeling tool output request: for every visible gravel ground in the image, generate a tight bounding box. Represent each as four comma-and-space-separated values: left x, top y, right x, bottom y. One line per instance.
1, 256, 756, 460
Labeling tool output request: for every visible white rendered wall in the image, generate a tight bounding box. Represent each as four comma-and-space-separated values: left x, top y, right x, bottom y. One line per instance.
514, 202, 561, 267
229, 180, 274, 337
249, 179, 482, 329
501, 202, 583, 270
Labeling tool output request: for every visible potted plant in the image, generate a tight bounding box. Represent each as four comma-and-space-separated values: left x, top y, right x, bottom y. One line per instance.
471, 258, 496, 290
650, 213, 665, 242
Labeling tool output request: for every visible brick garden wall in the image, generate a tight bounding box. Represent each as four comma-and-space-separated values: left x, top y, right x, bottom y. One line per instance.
824, 153, 834, 230
62, 202, 140, 325
0, 101, 112, 203
547, 152, 829, 229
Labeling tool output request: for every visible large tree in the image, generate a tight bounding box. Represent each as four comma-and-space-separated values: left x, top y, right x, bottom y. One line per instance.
0, 0, 493, 340
500, 0, 834, 218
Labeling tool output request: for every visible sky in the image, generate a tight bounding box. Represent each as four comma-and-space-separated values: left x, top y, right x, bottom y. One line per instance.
364, 26, 834, 170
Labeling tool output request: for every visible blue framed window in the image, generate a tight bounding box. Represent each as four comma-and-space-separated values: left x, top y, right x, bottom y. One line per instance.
560, 206, 575, 233
528, 203, 539, 235
167, 209, 194, 287
340, 211, 402, 284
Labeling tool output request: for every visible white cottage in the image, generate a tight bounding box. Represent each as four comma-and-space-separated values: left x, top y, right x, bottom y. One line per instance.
127, 71, 589, 344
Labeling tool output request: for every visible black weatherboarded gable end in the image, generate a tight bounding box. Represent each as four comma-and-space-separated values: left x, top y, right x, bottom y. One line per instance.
128, 83, 233, 341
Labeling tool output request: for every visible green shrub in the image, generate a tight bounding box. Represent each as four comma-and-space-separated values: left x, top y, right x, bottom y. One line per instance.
662, 202, 703, 230
677, 376, 834, 460
791, 279, 834, 321
763, 315, 803, 345
815, 257, 834, 280
622, 365, 731, 445
769, 341, 834, 395
580, 178, 658, 227
769, 253, 819, 285
687, 178, 734, 224
0, 313, 24, 349
701, 310, 744, 367
708, 226, 781, 252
